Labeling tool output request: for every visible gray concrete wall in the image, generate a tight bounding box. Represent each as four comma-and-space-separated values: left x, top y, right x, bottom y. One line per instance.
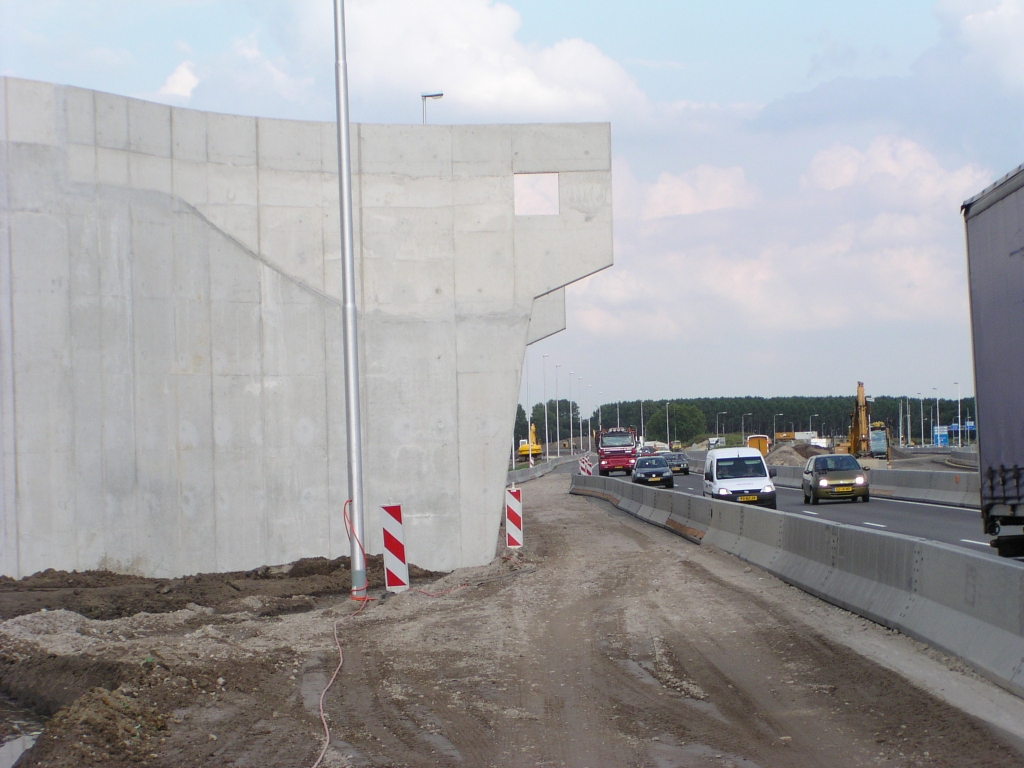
0, 77, 612, 577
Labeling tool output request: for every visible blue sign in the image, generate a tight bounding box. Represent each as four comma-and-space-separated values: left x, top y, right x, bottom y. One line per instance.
933, 426, 949, 447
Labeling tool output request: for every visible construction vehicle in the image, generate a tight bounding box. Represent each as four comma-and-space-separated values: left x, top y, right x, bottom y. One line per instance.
868, 422, 889, 459
670, 440, 683, 451
517, 423, 542, 458
846, 382, 871, 457
597, 427, 638, 476
746, 434, 770, 456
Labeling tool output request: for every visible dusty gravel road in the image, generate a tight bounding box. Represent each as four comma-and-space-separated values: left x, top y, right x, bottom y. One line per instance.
4, 472, 1024, 767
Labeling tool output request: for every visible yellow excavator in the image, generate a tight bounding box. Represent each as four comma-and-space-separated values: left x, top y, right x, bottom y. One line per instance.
517, 422, 543, 458
846, 382, 870, 456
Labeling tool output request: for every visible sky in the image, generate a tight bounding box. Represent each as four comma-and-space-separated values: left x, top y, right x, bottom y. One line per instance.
4, 0, 1023, 409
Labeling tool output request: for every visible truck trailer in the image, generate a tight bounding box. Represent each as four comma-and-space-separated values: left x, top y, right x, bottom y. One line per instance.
962, 163, 1024, 557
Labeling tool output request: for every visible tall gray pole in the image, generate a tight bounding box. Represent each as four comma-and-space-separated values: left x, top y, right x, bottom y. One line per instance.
665, 401, 670, 445
542, 354, 549, 461
333, 0, 367, 600
555, 365, 561, 458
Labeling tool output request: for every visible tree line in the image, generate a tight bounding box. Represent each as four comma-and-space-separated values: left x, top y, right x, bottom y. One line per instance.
515, 394, 977, 447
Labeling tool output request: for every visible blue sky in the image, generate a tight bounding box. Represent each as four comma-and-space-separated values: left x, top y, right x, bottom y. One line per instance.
4, 0, 1023, 405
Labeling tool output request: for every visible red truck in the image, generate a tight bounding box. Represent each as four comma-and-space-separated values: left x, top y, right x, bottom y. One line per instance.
597, 428, 638, 476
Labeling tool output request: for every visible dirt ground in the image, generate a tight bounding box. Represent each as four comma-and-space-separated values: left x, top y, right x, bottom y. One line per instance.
3, 473, 1024, 767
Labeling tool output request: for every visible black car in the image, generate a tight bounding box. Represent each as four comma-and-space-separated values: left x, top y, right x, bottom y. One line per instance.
663, 452, 690, 474
631, 456, 674, 488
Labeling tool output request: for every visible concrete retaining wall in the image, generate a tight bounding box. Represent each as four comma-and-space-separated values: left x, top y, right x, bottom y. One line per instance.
570, 475, 1024, 698
506, 453, 581, 485
770, 465, 981, 508
0, 77, 613, 577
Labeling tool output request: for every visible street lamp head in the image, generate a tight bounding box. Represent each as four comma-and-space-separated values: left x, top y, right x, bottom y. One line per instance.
421, 92, 444, 100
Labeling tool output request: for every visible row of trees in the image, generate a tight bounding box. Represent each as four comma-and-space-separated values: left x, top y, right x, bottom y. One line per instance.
516, 395, 978, 447
586, 396, 977, 444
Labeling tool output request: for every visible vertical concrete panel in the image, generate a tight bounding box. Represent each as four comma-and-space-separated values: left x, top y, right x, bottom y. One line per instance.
0, 77, 17, 576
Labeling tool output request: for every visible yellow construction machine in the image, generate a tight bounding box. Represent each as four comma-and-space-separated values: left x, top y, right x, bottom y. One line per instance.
517, 422, 543, 458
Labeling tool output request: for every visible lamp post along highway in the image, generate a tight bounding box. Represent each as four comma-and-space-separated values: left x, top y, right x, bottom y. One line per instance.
639, 400, 644, 444
741, 413, 752, 443
773, 413, 783, 443
555, 365, 561, 458
421, 92, 443, 124
333, 0, 367, 599
934, 387, 940, 443
918, 393, 924, 446
542, 354, 550, 461
809, 413, 819, 436
716, 411, 727, 440
568, 372, 574, 454
956, 381, 962, 448
665, 401, 670, 446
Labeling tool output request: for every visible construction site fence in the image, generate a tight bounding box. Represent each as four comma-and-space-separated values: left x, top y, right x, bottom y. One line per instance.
569, 473, 1024, 700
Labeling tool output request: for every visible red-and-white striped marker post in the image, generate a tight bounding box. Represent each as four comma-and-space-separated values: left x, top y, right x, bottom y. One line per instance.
579, 456, 593, 475
505, 487, 523, 548
380, 504, 409, 592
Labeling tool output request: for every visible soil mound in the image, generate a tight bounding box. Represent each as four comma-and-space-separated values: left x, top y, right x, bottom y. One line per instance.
0, 556, 443, 621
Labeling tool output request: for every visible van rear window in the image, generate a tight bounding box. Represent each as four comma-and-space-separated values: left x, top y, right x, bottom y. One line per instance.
715, 457, 767, 479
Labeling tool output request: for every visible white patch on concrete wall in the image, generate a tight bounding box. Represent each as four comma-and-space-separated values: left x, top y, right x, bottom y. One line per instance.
514, 172, 559, 216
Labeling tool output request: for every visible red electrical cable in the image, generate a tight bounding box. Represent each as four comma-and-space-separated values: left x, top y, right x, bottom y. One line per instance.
342, 499, 372, 601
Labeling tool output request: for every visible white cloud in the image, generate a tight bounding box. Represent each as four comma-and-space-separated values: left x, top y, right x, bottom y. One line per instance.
938, 0, 1024, 88
157, 60, 199, 98
642, 165, 758, 219
279, 0, 649, 121
801, 135, 989, 210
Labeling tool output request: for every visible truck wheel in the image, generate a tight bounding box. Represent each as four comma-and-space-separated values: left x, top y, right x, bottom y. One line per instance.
862, 493, 869, 503
626, 469, 633, 476
599, 469, 608, 477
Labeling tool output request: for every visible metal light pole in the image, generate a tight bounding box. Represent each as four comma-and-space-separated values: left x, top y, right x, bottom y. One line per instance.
333, 0, 367, 600
421, 92, 443, 124
716, 411, 727, 438
542, 354, 550, 461
639, 400, 644, 443
918, 392, 924, 447
598, 392, 603, 432
568, 372, 574, 454
934, 387, 940, 443
616, 401, 620, 429
741, 412, 752, 443
579, 376, 584, 452
555, 364, 561, 458
809, 413, 819, 435
773, 413, 783, 442
587, 385, 593, 451
955, 381, 962, 448
665, 401, 671, 445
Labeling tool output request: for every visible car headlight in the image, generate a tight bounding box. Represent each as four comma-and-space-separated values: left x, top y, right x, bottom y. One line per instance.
718, 488, 730, 496
663, 470, 672, 477
761, 484, 774, 493
818, 478, 828, 488
855, 476, 865, 485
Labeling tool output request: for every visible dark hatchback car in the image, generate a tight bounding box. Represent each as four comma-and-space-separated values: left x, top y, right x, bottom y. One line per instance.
802, 453, 869, 504
631, 456, 674, 488
663, 452, 690, 474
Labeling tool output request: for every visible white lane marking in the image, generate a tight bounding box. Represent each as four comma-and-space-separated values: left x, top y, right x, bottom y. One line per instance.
776, 486, 978, 513
862, 522, 887, 528
802, 510, 819, 516
959, 539, 991, 547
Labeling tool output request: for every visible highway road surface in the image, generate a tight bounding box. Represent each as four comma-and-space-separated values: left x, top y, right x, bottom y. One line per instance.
598, 463, 1011, 561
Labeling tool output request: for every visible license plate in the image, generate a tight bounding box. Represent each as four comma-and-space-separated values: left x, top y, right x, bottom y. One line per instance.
834, 486, 852, 493
738, 495, 757, 502
648, 478, 661, 483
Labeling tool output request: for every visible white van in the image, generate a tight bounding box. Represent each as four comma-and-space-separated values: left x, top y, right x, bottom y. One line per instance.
703, 447, 777, 509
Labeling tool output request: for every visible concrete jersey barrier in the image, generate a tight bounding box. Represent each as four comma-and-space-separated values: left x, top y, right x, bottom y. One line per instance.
570, 474, 1024, 700
770, 465, 981, 508
507, 454, 584, 485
